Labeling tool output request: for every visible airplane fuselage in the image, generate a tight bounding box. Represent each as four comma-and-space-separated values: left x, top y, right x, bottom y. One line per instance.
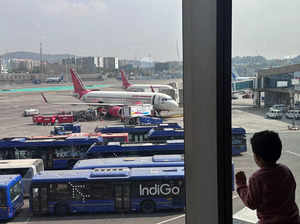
79, 91, 178, 112
127, 84, 174, 91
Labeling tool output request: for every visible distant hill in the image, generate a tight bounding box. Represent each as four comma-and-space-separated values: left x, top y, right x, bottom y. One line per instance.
1, 51, 76, 63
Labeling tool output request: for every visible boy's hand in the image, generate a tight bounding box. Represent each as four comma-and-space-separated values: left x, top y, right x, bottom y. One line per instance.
235, 171, 247, 186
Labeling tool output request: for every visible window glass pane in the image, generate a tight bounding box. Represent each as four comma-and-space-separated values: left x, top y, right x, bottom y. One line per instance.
0, 189, 6, 206
232, 1, 300, 223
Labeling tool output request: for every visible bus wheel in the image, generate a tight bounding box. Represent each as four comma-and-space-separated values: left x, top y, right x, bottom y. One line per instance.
55, 204, 69, 216
141, 200, 156, 213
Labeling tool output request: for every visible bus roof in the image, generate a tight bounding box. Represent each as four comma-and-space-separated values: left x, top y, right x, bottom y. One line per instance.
232, 127, 246, 135
32, 167, 184, 183
0, 175, 22, 188
0, 159, 43, 169
0, 136, 103, 148
73, 154, 184, 170
97, 123, 182, 134
86, 140, 184, 155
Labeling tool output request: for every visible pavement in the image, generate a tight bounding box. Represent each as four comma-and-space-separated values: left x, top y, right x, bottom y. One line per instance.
1, 85, 300, 223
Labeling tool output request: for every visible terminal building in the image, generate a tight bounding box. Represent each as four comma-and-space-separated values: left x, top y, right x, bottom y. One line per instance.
254, 64, 300, 108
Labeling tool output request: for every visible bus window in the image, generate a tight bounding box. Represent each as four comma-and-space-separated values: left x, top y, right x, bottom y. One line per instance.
0, 168, 29, 177
0, 189, 6, 206
9, 181, 22, 202
55, 184, 69, 200
36, 162, 44, 173
91, 183, 113, 200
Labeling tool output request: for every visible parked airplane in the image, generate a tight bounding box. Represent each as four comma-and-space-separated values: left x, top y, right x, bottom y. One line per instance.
41, 69, 179, 115
121, 70, 174, 91
232, 72, 255, 81
45, 74, 64, 83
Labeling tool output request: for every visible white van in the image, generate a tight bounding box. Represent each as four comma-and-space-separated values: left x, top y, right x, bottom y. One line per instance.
265, 108, 283, 119
285, 110, 300, 120
0, 159, 44, 196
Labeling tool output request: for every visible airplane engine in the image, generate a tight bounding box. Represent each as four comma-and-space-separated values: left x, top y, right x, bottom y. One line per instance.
108, 106, 122, 117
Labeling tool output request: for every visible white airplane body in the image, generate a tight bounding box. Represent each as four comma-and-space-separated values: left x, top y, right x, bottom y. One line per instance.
121, 71, 174, 92
232, 72, 255, 81
67, 69, 178, 113
46, 74, 64, 83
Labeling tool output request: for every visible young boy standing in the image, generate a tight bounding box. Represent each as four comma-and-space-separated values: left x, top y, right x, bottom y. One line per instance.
235, 130, 300, 224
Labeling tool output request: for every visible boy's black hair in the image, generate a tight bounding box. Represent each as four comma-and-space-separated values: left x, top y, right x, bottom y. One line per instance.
250, 130, 282, 163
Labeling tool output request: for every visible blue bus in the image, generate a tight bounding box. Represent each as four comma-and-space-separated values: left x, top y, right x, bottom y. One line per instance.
0, 136, 103, 170
73, 154, 184, 170
147, 128, 247, 155
147, 128, 184, 141
30, 167, 185, 215
95, 123, 182, 142
232, 127, 247, 155
86, 140, 184, 158
0, 175, 24, 220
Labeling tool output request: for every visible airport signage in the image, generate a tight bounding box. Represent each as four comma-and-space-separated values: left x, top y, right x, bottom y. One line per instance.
276, 81, 288, 88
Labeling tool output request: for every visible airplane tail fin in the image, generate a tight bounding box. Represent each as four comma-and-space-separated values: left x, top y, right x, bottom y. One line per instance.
232, 72, 238, 81
70, 69, 89, 98
150, 85, 155, 93
120, 70, 131, 89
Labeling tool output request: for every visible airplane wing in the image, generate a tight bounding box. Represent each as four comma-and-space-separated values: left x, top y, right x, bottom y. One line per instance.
40, 93, 124, 107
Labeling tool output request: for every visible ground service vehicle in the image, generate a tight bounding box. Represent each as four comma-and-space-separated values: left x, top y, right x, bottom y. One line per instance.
265, 108, 283, 119
33, 114, 74, 125
0, 136, 103, 169
285, 109, 300, 119
121, 104, 154, 124
95, 123, 181, 142
86, 140, 184, 158
232, 127, 247, 156
73, 154, 184, 170
0, 159, 44, 196
23, 108, 39, 117
0, 175, 24, 220
50, 124, 81, 135
30, 167, 185, 215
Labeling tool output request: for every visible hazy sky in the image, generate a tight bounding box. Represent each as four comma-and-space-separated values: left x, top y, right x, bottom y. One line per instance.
1, 0, 300, 60
0, 0, 182, 61
233, 0, 300, 59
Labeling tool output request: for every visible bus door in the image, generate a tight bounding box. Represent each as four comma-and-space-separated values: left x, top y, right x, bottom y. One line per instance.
32, 186, 48, 214
114, 184, 130, 212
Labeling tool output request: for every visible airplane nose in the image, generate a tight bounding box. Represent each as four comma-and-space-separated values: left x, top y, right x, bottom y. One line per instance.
170, 101, 179, 110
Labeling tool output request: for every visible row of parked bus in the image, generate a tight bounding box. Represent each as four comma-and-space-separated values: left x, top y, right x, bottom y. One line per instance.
0, 156, 185, 220
0, 122, 246, 220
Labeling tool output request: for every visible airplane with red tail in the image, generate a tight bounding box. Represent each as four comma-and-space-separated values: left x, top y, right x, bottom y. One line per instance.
41, 69, 179, 116
120, 70, 174, 92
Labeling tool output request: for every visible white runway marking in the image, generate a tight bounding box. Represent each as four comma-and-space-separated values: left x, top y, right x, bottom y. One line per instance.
155, 214, 185, 224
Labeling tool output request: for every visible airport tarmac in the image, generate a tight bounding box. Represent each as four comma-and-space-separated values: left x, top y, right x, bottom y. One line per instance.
1, 86, 300, 223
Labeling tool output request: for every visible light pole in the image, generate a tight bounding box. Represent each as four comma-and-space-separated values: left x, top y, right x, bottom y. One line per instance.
289, 88, 298, 130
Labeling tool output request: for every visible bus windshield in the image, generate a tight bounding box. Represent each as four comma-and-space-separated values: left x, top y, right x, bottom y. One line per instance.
9, 181, 22, 202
